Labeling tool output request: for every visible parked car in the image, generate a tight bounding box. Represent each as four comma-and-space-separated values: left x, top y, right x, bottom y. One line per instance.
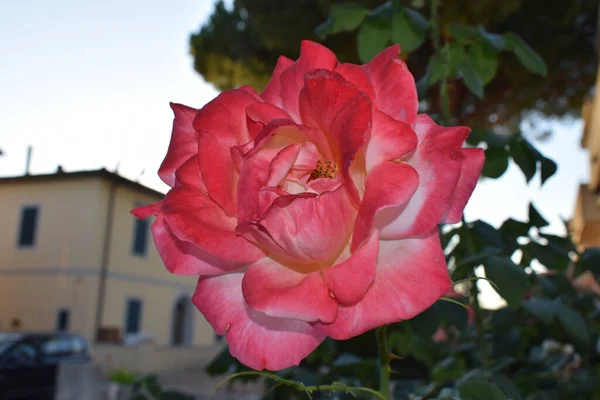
0, 332, 91, 400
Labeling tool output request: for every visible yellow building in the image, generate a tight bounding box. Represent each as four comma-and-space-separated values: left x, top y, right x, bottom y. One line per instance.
0, 168, 221, 371
572, 69, 600, 249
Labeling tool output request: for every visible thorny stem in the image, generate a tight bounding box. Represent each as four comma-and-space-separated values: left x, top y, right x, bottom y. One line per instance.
377, 325, 391, 399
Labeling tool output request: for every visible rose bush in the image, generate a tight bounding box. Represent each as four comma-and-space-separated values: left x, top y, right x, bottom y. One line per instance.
133, 41, 484, 371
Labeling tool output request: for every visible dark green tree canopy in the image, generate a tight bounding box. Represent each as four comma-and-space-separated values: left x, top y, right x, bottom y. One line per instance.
190, 0, 597, 128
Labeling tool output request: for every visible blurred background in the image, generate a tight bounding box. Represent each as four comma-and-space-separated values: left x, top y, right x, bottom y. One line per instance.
0, 0, 598, 399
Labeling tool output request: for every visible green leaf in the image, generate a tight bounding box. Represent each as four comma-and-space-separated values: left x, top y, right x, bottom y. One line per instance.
528, 203, 549, 228
540, 156, 557, 184
358, 17, 391, 63
509, 136, 537, 183
490, 374, 523, 400
448, 23, 478, 42
468, 39, 499, 85
484, 256, 530, 306
478, 26, 506, 51
482, 147, 509, 179
499, 218, 531, 238
404, 8, 428, 31
458, 60, 484, 99
523, 241, 570, 270
554, 301, 590, 346
433, 356, 467, 384
521, 298, 555, 324
459, 380, 507, 400
391, 10, 426, 52
315, 3, 370, 39
503, 32, 548, 77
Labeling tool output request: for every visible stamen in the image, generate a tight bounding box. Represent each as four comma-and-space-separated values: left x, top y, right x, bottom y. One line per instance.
309, 159, 338, 181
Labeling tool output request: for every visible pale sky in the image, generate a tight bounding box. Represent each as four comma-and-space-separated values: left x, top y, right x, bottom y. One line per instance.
0, 1, 590, 246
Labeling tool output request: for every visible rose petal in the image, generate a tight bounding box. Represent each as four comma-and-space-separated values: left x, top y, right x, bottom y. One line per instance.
322, 230, 379, 306
378, 115, 469, 239
153, 213, 243, 275
237, 186, 355, 267
246, 102, 291, 126
334, 63, 375, 99
242, 258, 337, 322
364, 46, 418, 125
280, 41, 338, 122
174, 155, 205, 191
440, 148, 485, 224
161, 187, 263, 263
193, 89, 261, 216
299, 69, 372, 204
352, 161, 419, 250
158, 103, 199, 187
318, 232, 451, 339
237, 147, 280, 223
365, 109, 417, 173
193, 273, 326, 371
261, 55, 294, 108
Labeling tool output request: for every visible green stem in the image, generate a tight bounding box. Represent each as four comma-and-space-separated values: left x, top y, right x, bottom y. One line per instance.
461, 215, 490, 369
429, 0, 440, 52
377, 326, 391, 399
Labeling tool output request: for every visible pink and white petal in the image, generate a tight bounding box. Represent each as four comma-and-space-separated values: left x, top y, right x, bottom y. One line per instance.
242, 258, 337, 322
352, 162, 419, 250
161, 187, 263, 263
258, 187, 356, 264
193, 273, 326, 371
158, 103, 199, 187
251, 120, 315, 156
318, 232, 451, 340
174, 155, 205, 191
257, 187, 287, 217
441, 148, 485, 224
132, 204, 243, 275
197, 131, 239, 217
237, 147, 281, 222
193, 88, 260, 144
365, 109, 417, 173
365, 44, 401, 72
153, 214, 244, 275
365, 52, 418, 125
299, 69, 372, 203
322, 230, 379, 306
379, 115, 469, 239
334, 63, 375, 98
266, 144, 302, 187
280, 41, 339, 122
246, 102, 292, 126
261, 55, 294, 108
238, 187, 355, 265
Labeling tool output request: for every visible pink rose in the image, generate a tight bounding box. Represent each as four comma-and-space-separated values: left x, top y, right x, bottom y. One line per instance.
133, 41, 484, 371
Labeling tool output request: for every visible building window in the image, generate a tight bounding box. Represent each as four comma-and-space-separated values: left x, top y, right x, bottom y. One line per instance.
56, 309, 70, 332
18, 206, 39, 247
132, 216, 149, 256
125, 298, 143, 335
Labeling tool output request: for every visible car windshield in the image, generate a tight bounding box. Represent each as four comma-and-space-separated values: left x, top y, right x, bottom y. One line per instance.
0, 334, 21, 355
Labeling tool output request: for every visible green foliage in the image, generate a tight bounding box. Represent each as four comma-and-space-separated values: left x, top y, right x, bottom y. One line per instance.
459, 380, 507, 400
129, 374, 195, 400
109, 368, 138, 385
484, 255, 530, 306
315, 3, 370, 38
191, 2, 599, 400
